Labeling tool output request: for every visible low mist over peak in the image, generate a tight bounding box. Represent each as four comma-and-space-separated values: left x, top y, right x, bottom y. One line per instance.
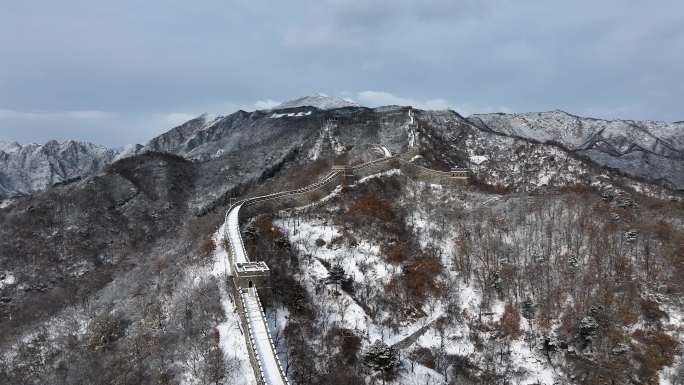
275, 95, 361, 110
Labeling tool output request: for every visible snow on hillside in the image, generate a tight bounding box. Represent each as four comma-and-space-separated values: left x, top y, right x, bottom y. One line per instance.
0, 141, 22, 154
276, 94, 361, 110
244, 165, 684, 384
112, 143, 144, 161
210, 224, 257, 385
467, 110, 684, 190
0, 139, 120, 197
469, 110, 684, 152
264, 174, 581, 384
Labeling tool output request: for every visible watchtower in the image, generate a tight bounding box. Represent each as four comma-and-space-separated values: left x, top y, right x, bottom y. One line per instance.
233, 261, 273, 306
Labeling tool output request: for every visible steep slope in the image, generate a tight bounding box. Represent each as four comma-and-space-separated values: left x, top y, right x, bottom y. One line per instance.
0, 140, 120, 198
263, 172, 683, 385
5, 106, 682, 200
468, 111, 684, 190
1, 104, 683, 385
142, 109, 320, 161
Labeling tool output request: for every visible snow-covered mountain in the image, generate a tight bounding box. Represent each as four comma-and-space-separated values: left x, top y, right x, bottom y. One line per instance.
276, 94, 360, 110
468, 110, 684, 190
3, 105, 683, 201
2, 103, 684, 385
138, 109, 318, 161
0, 140, 119, 198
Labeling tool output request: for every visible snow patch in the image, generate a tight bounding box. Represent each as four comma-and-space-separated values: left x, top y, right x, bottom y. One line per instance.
209, 224, 257, 385
270, 111, 312, 118
469, 155, 488, 165
0, 272, 17, 289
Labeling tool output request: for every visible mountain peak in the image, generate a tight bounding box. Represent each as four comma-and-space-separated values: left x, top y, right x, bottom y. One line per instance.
276, 94, 361, 110
0, 140, 22, 154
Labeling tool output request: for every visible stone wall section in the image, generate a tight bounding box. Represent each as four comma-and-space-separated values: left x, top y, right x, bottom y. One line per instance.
223, 150, 470, 384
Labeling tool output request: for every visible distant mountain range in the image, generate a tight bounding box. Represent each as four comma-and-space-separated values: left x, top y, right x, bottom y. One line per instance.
468, 110, 684, 190
1, 96, 683, 199
0, 140, 119, 198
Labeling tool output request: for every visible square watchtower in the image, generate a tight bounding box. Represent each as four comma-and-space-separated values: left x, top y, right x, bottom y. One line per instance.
233, 261, 273, 306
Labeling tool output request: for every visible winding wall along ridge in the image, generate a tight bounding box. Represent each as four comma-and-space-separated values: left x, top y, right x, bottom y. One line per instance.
223, 151, 469, 385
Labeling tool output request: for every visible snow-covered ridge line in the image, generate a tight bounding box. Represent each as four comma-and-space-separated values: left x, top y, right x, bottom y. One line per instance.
0, 139, 121, 198
238, 289, 290, 385
222, 168, 348, 385
467, 110, 684, 190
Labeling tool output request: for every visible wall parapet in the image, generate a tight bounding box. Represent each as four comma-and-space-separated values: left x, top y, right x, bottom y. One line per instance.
232, 286, 269, 385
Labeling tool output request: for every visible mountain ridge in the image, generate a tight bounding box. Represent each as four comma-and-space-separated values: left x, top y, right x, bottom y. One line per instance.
2, 103, 684, 199
1, 103, 683, 385
468, 110, 684, 190
0, 139, 120, 197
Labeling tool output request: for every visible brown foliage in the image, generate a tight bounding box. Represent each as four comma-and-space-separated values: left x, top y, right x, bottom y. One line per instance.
198, 237, 215, 258
632, 329, 678, 383
409, 346, 436, 369
559, 183, 594, 195
398, 255, 444, 301
87, 312, 128, 351
325, 327, 362, 366
653, 220, 676, 242
470, 177, 512, 194
255, 215, 284, 240
383, 242, 408, 264
500, 303, 522, 339
640, 299, 668, 322
347, 192, 395, 222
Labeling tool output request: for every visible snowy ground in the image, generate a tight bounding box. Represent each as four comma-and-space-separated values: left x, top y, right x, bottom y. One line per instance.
0, 271, 17, 289
271, 174, 565, 384
241, 289, 287, 385
213, 170, 683, 384
209, 224, 257, 385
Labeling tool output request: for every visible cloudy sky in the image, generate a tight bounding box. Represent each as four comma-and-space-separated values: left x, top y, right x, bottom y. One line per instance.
1, 0, 682, 147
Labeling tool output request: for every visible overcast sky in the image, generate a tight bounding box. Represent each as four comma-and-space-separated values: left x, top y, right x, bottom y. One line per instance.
1, 0, 682, 147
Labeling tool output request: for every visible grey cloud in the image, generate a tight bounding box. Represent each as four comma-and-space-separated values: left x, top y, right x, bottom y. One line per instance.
0, 0, 682, 146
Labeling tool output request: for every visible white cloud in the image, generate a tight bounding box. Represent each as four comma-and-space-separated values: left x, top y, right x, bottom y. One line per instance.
64, 110, 113, 119
356, 91, 451, 110
162, 112, 196, 126
452, 103, 513, 117
355, 91, 513, 116
0, 96, 518, 148
578, 104, 644, 121
0, 108, 201, 146
281, 24, 360, 49
254, 99, 281, 110
0, 109, 114, 121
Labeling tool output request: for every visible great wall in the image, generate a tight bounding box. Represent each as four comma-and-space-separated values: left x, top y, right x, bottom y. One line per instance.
223, 146, 470, 385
